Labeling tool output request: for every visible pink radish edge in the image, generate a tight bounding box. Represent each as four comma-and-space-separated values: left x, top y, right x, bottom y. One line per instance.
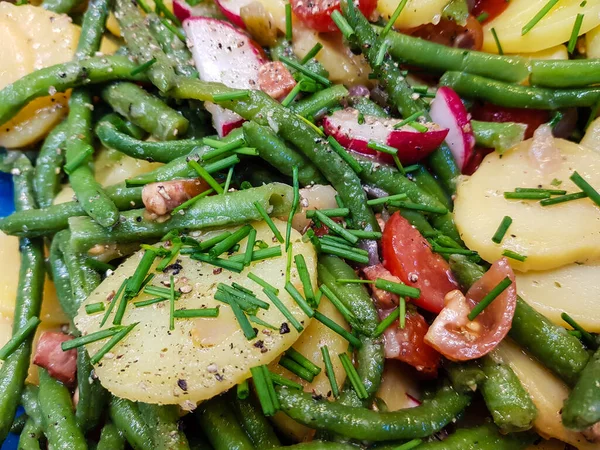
214, 0, 254, 28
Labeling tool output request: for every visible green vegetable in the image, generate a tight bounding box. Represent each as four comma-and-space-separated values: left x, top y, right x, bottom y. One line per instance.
19, 385, 43, 449
410, 166, 451, 211
562, 347, 600, 430
41, 0, 85, 13
197, 397, 255, 450
97, 422, 126, 450
33, 122, 68, 209
414, 424, 536, 449
472, 120, 527, 153
445, 361, 486, 394
76, 348, 108, 434
109, 397, 154, 450
290, 85, 349, 119
230, 392, 281, 449
139, 403, 190, 450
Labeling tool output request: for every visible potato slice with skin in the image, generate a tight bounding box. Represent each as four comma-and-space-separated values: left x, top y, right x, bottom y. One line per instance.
516, 262, 600, 333
75, 220, 316, 406
454, 138, 600, 272
491, 340, 597, 450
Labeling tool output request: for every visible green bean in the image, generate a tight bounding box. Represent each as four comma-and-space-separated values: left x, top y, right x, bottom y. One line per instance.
449, 255, 590, 386
274, 444, 356, 450
75, 0, 113, 59
197, 397, 255, 450
58, 231, 101, 307
76, 348, 108, 433
103, 113, 148, 140
139, 403, 190, 450
277, 384, 470, 441
410, 166, 451, 211
33, 121, 68, 209
109, 397, 154, 450
398, 210, 435, 236
290, 85, 349, 119
530, 59, 600, 88
348, 96, 388, 118
0, 55, 147, 126
102, 82, 189, 141
480, 357, 537, 433
230, 392, 281, 449
147, 13, 198, 78
0, 157, 44, 442
19, 419, 42, 450
97, 422, 126, 450
562, 347, 600, 430
444, 361, 485, 394
414, 424, 536, 449
38, 369, 87, 450
243, 121, 326, 186
0, 183, 143, 238
68, 182, 293, 251
271, 38, 329, 79
10, 413, 27, 434
440, 71, 600, 110
20, 385, 43, 447
41, 0, 85, 14
472, 120, 527, 154
114, 0, 177, 92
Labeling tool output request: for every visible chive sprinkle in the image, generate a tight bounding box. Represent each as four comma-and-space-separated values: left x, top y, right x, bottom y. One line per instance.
223, 166, 234, 194
156, 241, 182, 272
285, 2, 293, 40
263, 289, 303, 332
212, 90, 250, 102
230, 295, 257, 340
335, 195, 345, 208
253, 201, 284, 243
144, 285, 182, 299
90, 323, 138, 365
540, 191, 587, 206
279, 356, 315, 382
130, 57, 156, 76
431, 245, 478, 256
61, 327, 122, 351
285, 348, 322, 376
190, 252, 245, 273
373, 307, 400, 338
319, 237, 368, 255
188, 160, 224, 194
263, 365, 280, 411
468, 277, 513, 321
522, 0, 560, 36
321, 345, 339, 397
210, 225, 253, 258
251, 366, 275, 416
388, 200, 448, 215
197, 231, 232, 251
331, 10, 355, 40
101, 278, 128, 327
243, 228, 257, 267
476, 12, 489, 22
285, 282, 314, 317
64, 146, 94, 174
561, 312, 598, 349
346, 229, 383, 240
394, 112, 424, 129
85, 302, 106, 315
228, 246, 282, 263
0, 317, 40, 360
300, 43, 323, 64
339, 353, 368, 400
395, 439, 423, 450
248, 272, 279, 294
168, 275, 176, 330
204, 154, 240, 173
490, 27, 504, 55
492, 215, 513, 244
154, 0, 181, 26
231, 283, 254, 295
380, 0, 409, 39
286, 166, 300, 281
269, 371, 303, 390
504, 191, 550, 200
336, 279, 375, 284
320, 245, 370, 264
399, 297, 406, 329
408, 121, 428, 133
248, 315, 278, 331
374, 40, 390, 67
375, 279, 420, 299
279, 56, 331, 87
281, 80, 305, 107
314, 311, 362, 348
237, 380, 250, 399
327, 136, 363, 174
570, 171, 600, 208
133, 297, 166, 308
502, 249, 528, 262
173, 308, 219, 318
367, 194, 408, 206
515, 187, 567, 195
126, 249, 158, 298
201, 136, 246, 160
215, 290, 257, 315
294, 254, 315, 306
320, 285, 357, 326
314, 210, 358, 244
305, 208, 350, 218
296, 114, 325, 136
219, 284, 270, 310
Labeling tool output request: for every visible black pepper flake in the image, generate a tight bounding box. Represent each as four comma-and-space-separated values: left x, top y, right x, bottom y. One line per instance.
312, 393, 324, 401
165, 262, 183, 275
279, 323, 290, 334
215, 374, 224, 382
254, 340, 264, 349
177, 379, 188, 391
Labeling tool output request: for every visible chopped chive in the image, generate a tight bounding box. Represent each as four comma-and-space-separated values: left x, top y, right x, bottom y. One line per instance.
230, 295, 257, 340
87, 258, 115, 273
0, 317, 40, 360
404, 164, 420, 172
375, 279, 421, 299
300, 42, 323, 64
320, 285, 357, 326
279, 356, 315, 382
368, 140, 397, 155
144, 285, 182, 299
171, 189, 216, 215
391, 154, 406, 174
85, 302, 106, 315
190, 252, 245, 273
285, 348, 321, 376
244, 228, 257, 267
263, 365, 280, 411
321, 345, 339, 398
140, 273, 155, 292
561, 312, 598, 349
314, 311, 362, 348
399, 297, 406, 329
285, 2, 293, 40
61, 327, 122, 351
294, 254, 315, 306
522, 0, 560, 36
336, 279, 375, 284
197, 231, 232, 251
173, 308, 220, 318
388, 200, 448, 215
406, 120, 428, 133
339, 353, 368, 400
287, 166, 300, 256
240, 181, 253, 190
215, 289, 258, 315
468, 277, 513, 321
169, 275, 175, 330
159, 16, 186, 41
279, 56, 331, 87
203, 137, 227, 148
285, 282, 315, 317
223, 166, 234, 194
201, 136, 246, 160
394, 111, 423, 129
396, 439, 423, 450
540, 191, 587, 206
504, 191, 550, 200
346, 229, 383, 240
319, 237, 368, 255
133, 297, 167, 308
282, 80, 305, 107
331, 10, 355, 40
263, 289, 303, 332
305, 208, 350, 218
248, 272, 279, 294
101, 278, 128, 327
209, 224, 253, 258
476, 12, 489, 22
490, 27, 503, 55
380, 0, 409, 39
373, 307, 400, 338
154, 0, 181, 26
251, 366, 275, 416
319, 245, 370, 264
188, 160, 224, 194
502, 249, 528, 262
570, 171, 600, 208
367, 194, 408, 206
327, 136, 363, 174
248, 315, 278, 330
212, 90, 250, 102
335, 195, 345, 208
431, 245, 478, 256
237, 380, 250, 399
228, 246, 282, 263
204, 154, 240, 173
269, 372, 303, 390
125, 249, 157, 299
492, 215, 513, 244
515, 187, 567, 195
231, 283, 255, 295
64, 146, 94, 174
253, 201, 284, 243
374, 40, 390, 67
90, 323, 138, 365
156, 242, 182, 272
314, 210, 358, 244
130, 57, 156, 76
219, 284, 270, 310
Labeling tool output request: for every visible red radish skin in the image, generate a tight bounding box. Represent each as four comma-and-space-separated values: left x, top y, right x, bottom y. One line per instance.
323, 108, 449, 165
184, 17, 265, 136
429, 87, 476, 173
215, 0, 254, 28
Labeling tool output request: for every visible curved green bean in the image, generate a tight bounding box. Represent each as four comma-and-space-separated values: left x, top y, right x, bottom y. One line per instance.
139, 403, 189, 450
110, 397, 154, 450
230, 392, 281, 449
48, 233, 77, 319
75, 0, 113, 59
197, 397, 254, 450
562, 347, 600, 430
41, 0, 85, 14
76, 348, 108, 434
415, 424, 536, 449
472, 120, 527, 153
97, 422, 126, 450
410, 166, 451, 211
348, 96, 387, 118
274, 444, 355, 450
101, 82, 189, 141
530, 59, 600, 88
19, 419, 43, 450
148, 13, 198, 78
445, 361, 485, 394
33, 121, 68, 209
271, 38, 329, 80
58, 230, 101, 307
21, 385, 43, 436
290, 85, 349, 120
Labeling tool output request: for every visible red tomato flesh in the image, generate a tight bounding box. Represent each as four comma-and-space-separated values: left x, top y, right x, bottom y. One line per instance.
472, 0, 510, 24
382, 212, 459, 314
472, 102, 550, 140
291, 0, 377, 33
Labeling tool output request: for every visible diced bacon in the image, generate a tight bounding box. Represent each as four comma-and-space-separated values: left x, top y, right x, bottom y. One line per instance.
33, 332, 77, 385
257, 61, 297, 101
142, 178, 209, 216
362, 264, 402, 309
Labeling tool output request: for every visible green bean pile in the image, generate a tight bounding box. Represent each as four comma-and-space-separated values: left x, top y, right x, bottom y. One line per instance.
1, 0, 600, 448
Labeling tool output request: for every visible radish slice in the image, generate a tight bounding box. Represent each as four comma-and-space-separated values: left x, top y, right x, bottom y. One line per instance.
172, 0, 222, 22
215, 0, 254, 28
430, 87, 476, 173
323, 109, 449, 165
183, 17, 266, 137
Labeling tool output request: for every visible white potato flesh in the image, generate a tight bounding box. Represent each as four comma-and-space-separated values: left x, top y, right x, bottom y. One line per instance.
292, 184, 339, 232
75, 220, 316, 407
482, 0, 600, 54
516, 262, 600, 333
377, 0, 448, 29
516, 45, 568, 60
375, 360, 420, 412
586, 24, 600, 58
454, 138, 600, 272
491, 341, 596, 449
581, 117, 600, 154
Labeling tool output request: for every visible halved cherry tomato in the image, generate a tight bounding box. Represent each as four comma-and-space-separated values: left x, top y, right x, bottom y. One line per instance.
382, 212, 459, 314
472, 0, 510, 24
424, 258, 517, 361
382, 308, 440, 376
290, 0, 378, 33
472, 102, 550, 139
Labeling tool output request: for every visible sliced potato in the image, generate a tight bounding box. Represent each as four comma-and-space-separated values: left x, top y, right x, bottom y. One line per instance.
377, 0, 448, 29
75, 220, 316, 407
491, 340, 597, 449
482, 0, 600, 54
516, 262, 600, 333
586, 24, 600, 58
581, 117, 600, 154
454, 138, 600, 271
375, 360, 420, 412
516, 44, 568, 60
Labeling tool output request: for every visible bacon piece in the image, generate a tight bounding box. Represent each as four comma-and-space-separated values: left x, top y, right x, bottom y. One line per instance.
33, 332, 77, 385
142, 178, 209, 216
257, 61, 297, 101
362, 264, 402, 309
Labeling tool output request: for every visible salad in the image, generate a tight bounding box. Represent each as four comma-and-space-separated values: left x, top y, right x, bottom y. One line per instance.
0, 0, 599, 448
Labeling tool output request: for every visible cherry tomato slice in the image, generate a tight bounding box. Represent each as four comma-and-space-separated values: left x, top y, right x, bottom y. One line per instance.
424, 258, 517, 361
472, 103, 550, 140
382, 212, 459, 314
472, 0, 510, 24
290, 0, 377, 33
